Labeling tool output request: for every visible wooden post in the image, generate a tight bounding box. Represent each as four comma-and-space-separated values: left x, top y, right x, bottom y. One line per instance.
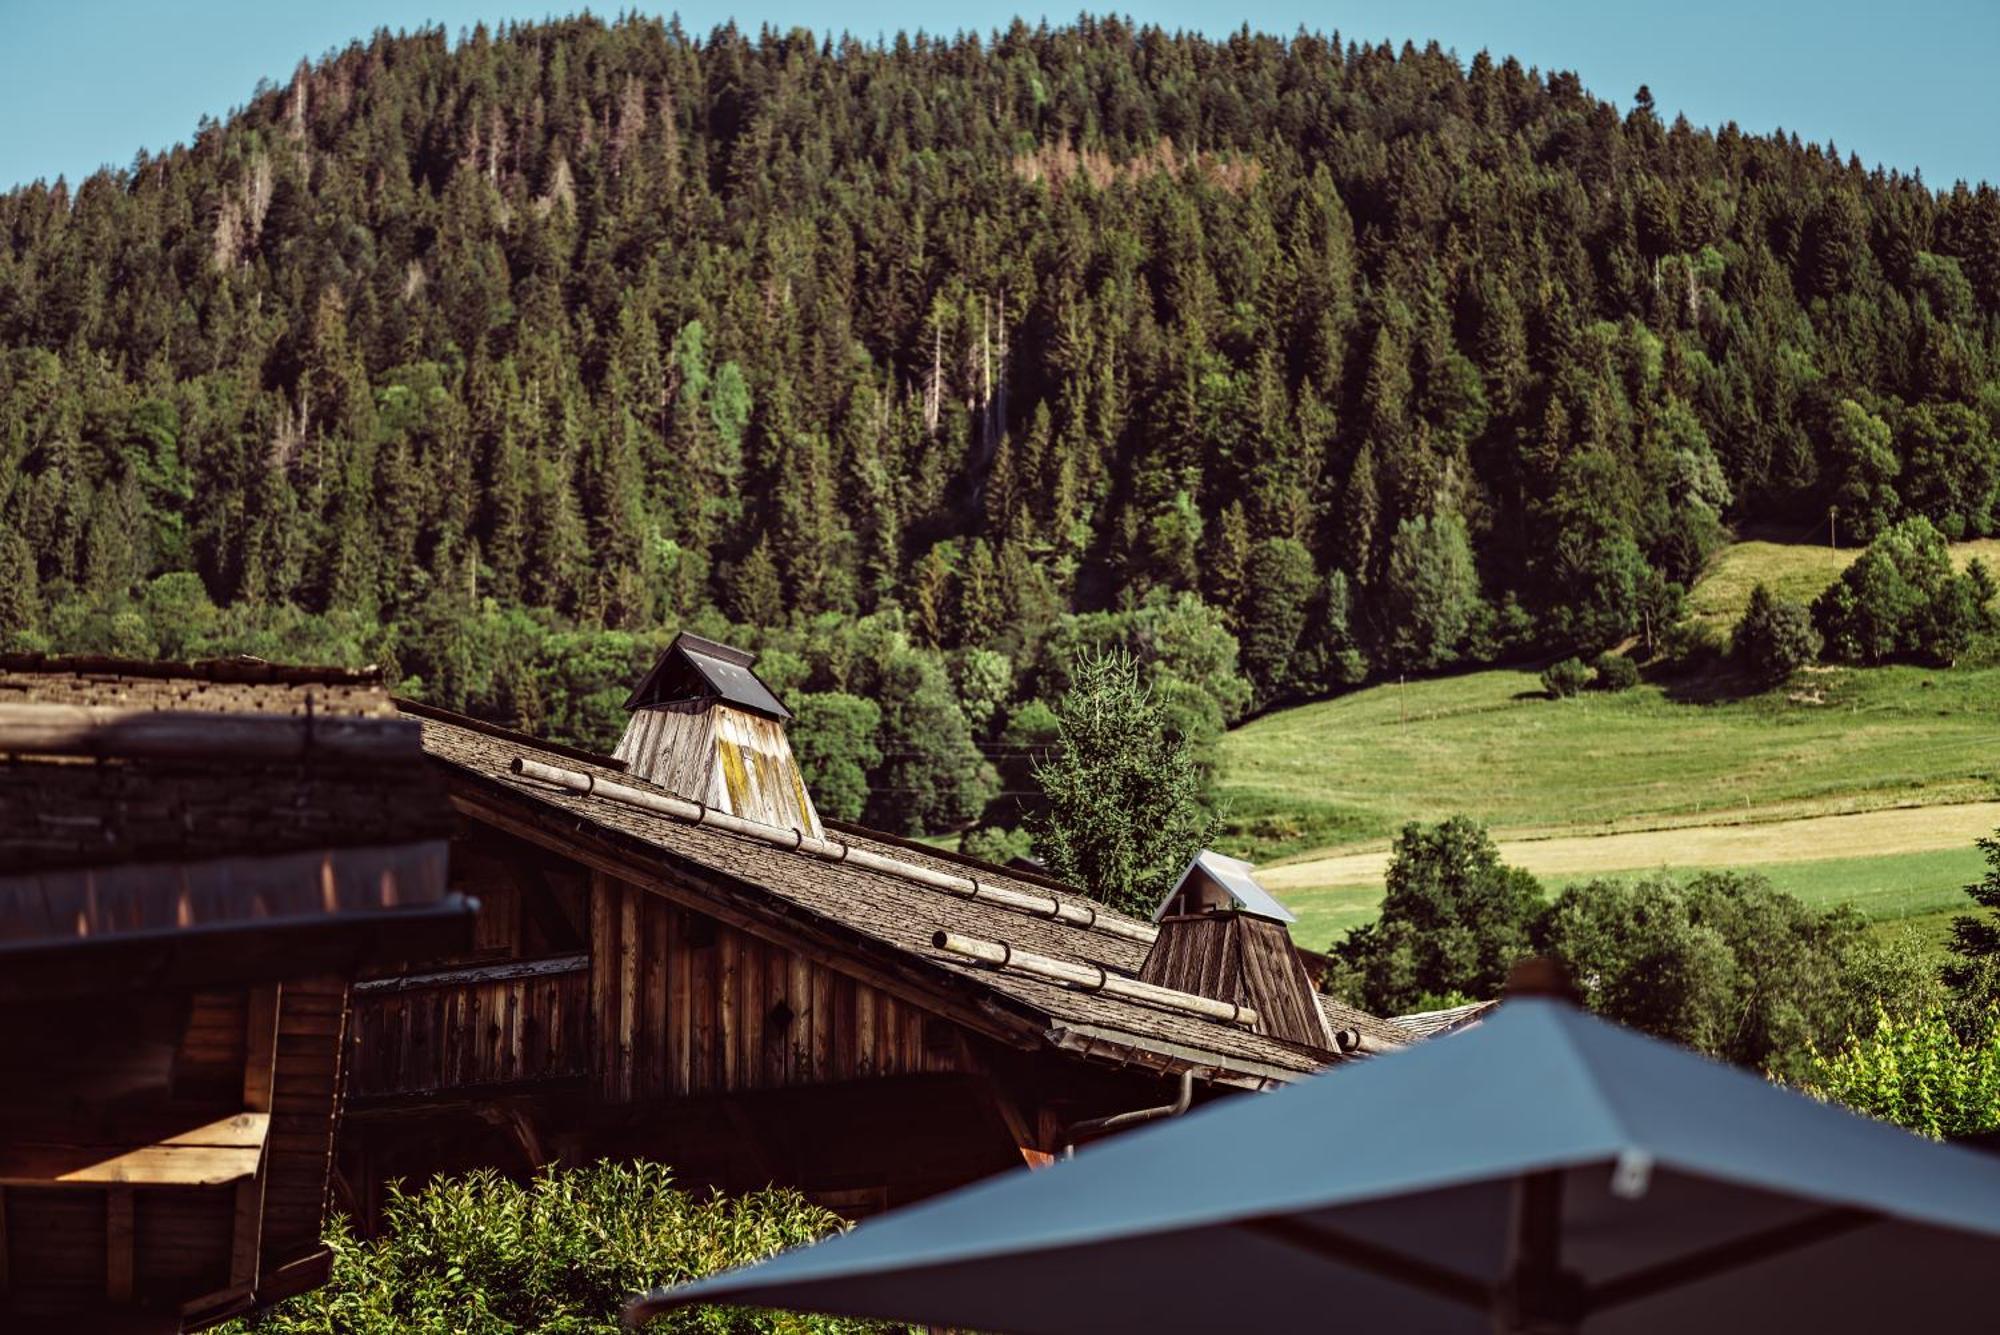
590, 871, 615, 1099
106, 1187, 135, 1302
233, 983, 281, 1297
230, 1172, 266, 1291
618, 882, 641, 1103
244, 985, 281, 1113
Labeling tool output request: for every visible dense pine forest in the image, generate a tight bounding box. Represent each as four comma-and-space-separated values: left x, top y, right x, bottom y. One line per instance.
4, 15, 1999, 833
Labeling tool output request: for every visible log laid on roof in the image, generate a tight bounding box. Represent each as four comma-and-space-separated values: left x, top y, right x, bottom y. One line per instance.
932, 930, 1260, 1028
510, 755, 1158, 946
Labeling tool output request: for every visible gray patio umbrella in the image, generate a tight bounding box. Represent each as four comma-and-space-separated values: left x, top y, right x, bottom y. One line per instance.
626, 998, 2000, 1333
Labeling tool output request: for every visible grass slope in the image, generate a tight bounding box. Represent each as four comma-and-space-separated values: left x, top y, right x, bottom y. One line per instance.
1217, 536, 2000, 950
1219, 663, 1999, 859
1685, 535, 2000, 631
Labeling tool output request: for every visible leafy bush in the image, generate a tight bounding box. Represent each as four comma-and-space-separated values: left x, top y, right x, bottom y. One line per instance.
1657, 617, 1728, 676
1802, 1007, 2000, 1139
1325, 817, 1942, 1078
1812, 517, 1994, 665
1590, 652, 1639, 691
1733, 582, 1822, 686
960, 824, 1033, 866
222, 1162, 880, 1334
1535, 871, 1926, 1079
1540, 657, 1590, 698
1322, 818, 1542, 1014
789, 692, 882, 823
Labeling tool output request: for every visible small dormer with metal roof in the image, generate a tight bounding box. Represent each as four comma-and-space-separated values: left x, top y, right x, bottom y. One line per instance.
615, 632, 822, 839
1140, 849, 1330, 1049
1153, 850, 1297, 924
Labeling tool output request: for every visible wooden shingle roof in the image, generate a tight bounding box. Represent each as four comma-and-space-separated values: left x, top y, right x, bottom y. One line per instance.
415, 710, 1407, 1088
1390, 999, 1499, 1041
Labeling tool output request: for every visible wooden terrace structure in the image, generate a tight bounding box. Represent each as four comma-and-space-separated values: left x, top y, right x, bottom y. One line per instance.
0, 656, 472, 1330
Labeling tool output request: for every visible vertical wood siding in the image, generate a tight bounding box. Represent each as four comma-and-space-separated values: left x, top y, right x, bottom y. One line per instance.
613, 702, 823, 839
345, 873, 960, 1107
588, 872, 956, 1102
346, 965, 591, 1100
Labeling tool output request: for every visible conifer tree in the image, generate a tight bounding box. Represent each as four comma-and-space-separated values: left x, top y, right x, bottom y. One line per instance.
1031, 650, 1215, 917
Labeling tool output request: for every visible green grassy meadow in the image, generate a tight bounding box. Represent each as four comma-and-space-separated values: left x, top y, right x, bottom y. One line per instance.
1219, 537, 2000, 954
1218, 662, 2000, 860
1685, 536, 2000, 631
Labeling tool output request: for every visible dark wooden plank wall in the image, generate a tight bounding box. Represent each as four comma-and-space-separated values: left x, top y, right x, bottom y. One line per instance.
175, 989, 249, 1101
1139, 914, 1331, 1049
346, 965, 591, 1100
591, 872, 958, 1104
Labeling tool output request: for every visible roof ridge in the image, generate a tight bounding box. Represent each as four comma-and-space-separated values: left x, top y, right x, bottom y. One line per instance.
0, 652, 384, 687
508, 751, 1161, 947
396, 697, 629, 772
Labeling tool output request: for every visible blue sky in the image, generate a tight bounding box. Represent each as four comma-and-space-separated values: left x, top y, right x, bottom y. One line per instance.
3, 1, 1996, 192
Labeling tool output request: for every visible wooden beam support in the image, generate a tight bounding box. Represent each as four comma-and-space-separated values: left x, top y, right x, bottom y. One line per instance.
106, 1187, 135, 1303
243, 984, 282, 1114
956, 1035, 1053, 1169
0, 1123, 268, 1186
352, 954, 588, 995
232, 983, 280, 1301
231, 1172, 266, 1291
475, 1104, 549, 1174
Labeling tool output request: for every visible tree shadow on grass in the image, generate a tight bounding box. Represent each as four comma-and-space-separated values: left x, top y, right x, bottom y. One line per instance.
1659, 660, 1771, 704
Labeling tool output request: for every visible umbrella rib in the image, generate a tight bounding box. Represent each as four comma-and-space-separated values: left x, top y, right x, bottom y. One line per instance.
1585, 1206, 1880, 1314
1238, 1215, 1492, 1312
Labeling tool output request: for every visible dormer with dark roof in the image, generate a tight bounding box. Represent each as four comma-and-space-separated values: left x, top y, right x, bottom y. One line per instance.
614, 632, 821, 839
624, 632, 792, 721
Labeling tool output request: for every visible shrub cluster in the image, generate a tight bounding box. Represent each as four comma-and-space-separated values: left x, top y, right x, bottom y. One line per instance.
1540, 657, 1591, 698
221, 1163, 883, 1335
1324, 819, 1942, 1080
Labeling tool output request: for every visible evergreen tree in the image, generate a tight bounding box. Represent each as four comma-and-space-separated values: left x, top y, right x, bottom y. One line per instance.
1030, 650, 1215, 917
1382, 512, 1481, 673
1734, 582, 1822, 686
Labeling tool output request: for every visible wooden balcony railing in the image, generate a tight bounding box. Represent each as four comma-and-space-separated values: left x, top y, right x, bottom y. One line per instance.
347, 954, 590, 1100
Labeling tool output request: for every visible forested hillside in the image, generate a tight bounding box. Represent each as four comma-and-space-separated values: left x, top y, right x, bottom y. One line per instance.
4, 15, 1999, 831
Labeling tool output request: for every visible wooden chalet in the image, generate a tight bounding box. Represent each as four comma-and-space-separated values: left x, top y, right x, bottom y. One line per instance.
0, 656, 472, 1331
345, 633, 1405, 1221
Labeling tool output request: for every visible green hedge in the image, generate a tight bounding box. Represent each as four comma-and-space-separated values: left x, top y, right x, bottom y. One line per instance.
223, 1162, 896, 1334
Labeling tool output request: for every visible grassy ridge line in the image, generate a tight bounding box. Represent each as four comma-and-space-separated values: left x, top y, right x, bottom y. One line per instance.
1686, 536, 2000, 630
